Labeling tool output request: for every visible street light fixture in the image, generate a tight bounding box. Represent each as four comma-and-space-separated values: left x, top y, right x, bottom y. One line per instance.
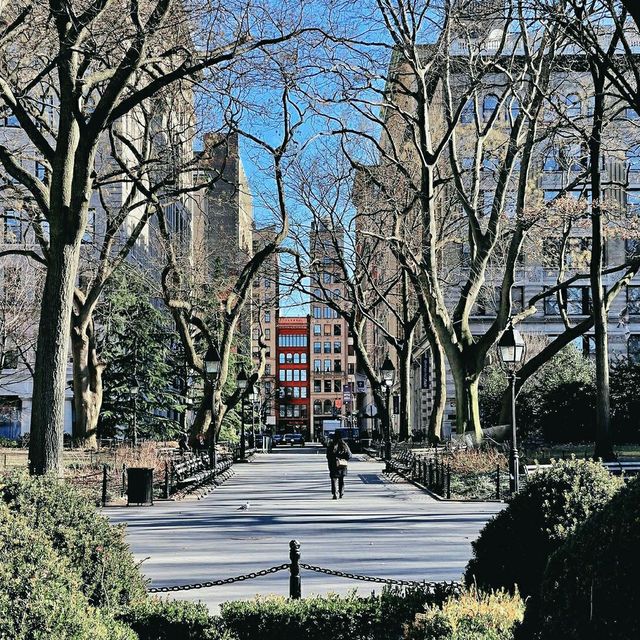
497, 323, 526, 494
237, 367, 249, 460
379, 355, 396, 461
131, 375, 140, 448
204, 344, 221, 470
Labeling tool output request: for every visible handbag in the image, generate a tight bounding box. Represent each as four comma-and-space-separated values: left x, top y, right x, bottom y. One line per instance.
336, 457, 348, 469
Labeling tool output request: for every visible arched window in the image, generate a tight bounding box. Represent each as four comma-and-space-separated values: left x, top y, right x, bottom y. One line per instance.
483, 94, 499, 120
323, 399, 333, 415
313, 400, 322, 415
565, 94, 581, 118
627, 145, 640, 171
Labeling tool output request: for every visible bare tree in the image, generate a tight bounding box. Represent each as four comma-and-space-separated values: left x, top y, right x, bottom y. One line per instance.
0, 0, 316, 474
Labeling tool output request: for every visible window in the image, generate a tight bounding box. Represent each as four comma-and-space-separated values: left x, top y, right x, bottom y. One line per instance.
286, 370, 293, 381
314, 400, 322, 415
629, 335, 640, 364
544, 190, 561, 202
293, 386, 300, 398
543, 151, 560, 172
323, 271, 331, 283
314, 341, 321, 353
265, 329, 271, 340
324, 324, 331, 335
323, 400, 333, 414
35, 161, 46, 181
314, 359, 321, 372
301, 387, 307, 398
511, 286, 525, 314
626, 239, 640, 260
461, 100, 474, 124
334, 359, 342, 373
265, 311, 271, 323
279, 370, 285, 381
264, 278, 271, 288
334, 324, 341, 336
300, 370, 307, 381
3, 210, 22, 243
286, 353, 293, 363
293, 370, 300, 382
627, 190, 640, 216
293, 353, 300, 364
333, 341, 341, 353
334, 380, 341, 392
313, 306, 321, 319
82, 207, 95, 244
279, 404, 286, 417
265, 364, 271, 376
627, 145, 640, 171
544, 286, 590, 316
565, 93, 581, 118
323, 307, 332, 319
314, 380, 321, 393
301, 353, 307, 364
324, 341, 331, 354
293, 405, 300, 418
483, 94, 499, 120
324, 359, 331, 372
279, 353, 285, 364
324, 380, 331, 393
628, 286, 640, 314
313, 324, 321, 335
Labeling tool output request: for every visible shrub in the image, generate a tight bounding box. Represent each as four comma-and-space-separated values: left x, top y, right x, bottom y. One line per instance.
220, 585, 458, 640
464, 458, 622, 597
121, 597, 228, 640
0, 472, 147, 613
534, 475, 640, 640
0, 505, 135, 640
404, 588, 525, 640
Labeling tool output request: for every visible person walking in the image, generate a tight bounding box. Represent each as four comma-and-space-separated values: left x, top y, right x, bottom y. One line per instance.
326, 430, 352, 499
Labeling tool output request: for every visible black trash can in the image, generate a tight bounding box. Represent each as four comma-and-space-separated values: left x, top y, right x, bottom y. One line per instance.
127, 467, 154, 506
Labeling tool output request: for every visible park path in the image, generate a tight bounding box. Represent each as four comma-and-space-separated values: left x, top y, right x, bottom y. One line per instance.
106, 445, 503, 611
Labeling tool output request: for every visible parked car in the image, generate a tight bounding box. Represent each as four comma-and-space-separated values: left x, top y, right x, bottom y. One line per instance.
272, 433, 285, 447
284, 433, 305, 447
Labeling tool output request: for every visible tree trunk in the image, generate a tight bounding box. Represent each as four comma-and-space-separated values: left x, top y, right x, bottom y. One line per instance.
451, 360, 482, 443
71, 314, 103, 449
29, 238, 82, 475
398, 345, 412, 441
427, 339, 447, 443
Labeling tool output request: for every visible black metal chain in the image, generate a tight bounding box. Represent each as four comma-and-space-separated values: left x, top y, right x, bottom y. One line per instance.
147, 564, 290, 593
299, 563, 462, 590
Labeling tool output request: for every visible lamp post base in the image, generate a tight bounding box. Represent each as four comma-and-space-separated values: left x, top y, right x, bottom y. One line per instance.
509, 447, 520, 494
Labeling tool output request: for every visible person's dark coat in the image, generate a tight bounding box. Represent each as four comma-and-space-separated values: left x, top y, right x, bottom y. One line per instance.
326, 439, 352, 479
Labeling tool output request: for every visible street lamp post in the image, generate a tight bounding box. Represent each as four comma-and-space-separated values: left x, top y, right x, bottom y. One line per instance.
250, 385, 260, 452
497, 323, 526, 494
204, 345, 221, 471
130, 376, 140, 448
237, 367, 248, 461
380, 355, 396, 462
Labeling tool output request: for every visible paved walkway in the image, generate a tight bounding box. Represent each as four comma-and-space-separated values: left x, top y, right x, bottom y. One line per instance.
107, 445, 503, 611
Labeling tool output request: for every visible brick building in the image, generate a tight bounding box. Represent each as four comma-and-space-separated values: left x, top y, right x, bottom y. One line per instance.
276, 316, 310, 436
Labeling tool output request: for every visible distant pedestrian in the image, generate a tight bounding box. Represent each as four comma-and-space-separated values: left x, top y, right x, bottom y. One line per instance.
326, 430, 352, 499
195, 434, 206, 452
178, 433, 189, 453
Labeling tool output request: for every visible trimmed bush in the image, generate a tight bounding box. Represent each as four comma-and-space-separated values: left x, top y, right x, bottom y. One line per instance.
220, 586, 458, 640
404, 588, 525, 640
0, 471, 147, 613
121, 597, 227, 640
0, 505, 135, 640
534, 475, 640, 640
464, 458, 622, 597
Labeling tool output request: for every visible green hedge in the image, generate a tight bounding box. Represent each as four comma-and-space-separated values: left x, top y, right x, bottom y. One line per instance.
0, 472, 147, 613
120, 597, 228, 640
464, 458, 622, 597
534, 475, 640, 640
220, 586, 457, 640
0, 504, 135, 640
404, 589, 525, 640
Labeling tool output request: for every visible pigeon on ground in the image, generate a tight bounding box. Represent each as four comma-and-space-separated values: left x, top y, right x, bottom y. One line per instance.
237, 502, 250, 511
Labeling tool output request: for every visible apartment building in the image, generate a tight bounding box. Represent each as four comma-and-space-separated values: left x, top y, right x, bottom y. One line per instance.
276, 317, 310, 435
354, 3, 640, 438
309, 218, 357, 440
